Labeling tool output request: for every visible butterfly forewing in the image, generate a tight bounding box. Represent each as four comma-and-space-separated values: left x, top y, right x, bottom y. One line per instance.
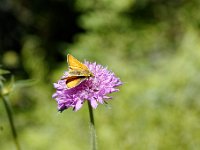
67, 54, 89, 70
67, 54, 92, 77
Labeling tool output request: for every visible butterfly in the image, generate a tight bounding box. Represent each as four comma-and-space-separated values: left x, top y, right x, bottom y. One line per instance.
62, 54, 93, 89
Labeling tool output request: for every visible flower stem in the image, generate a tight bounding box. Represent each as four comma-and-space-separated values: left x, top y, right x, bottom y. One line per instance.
1, 96, 21, 150
87, 101, 97, 150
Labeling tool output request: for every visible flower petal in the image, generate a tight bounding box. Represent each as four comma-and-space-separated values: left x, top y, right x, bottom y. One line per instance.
74, 100, 83, 111
90, 99, 98, 109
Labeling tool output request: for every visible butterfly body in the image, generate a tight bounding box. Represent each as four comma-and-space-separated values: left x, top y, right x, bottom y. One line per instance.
62, 54, 93, 89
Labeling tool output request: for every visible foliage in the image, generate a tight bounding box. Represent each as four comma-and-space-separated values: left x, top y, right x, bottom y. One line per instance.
1, 0, 200, 149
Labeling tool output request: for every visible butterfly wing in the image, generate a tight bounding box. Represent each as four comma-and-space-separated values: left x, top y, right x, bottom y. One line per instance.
67, 54, 92, 77
67, 54, 89, 70
65, 76, 86, 89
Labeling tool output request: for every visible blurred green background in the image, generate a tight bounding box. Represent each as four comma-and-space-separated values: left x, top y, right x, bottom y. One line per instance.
1, 0, 200, 149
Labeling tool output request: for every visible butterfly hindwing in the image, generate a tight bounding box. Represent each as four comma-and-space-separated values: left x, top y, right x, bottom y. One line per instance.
65, 76, 86, 88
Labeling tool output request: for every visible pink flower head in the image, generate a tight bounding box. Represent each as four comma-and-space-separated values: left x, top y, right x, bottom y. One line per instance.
52, 61, 122, 111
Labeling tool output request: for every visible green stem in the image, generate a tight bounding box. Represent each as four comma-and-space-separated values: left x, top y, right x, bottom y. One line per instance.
87, 101, 97, 150
1, 96, 21, 150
